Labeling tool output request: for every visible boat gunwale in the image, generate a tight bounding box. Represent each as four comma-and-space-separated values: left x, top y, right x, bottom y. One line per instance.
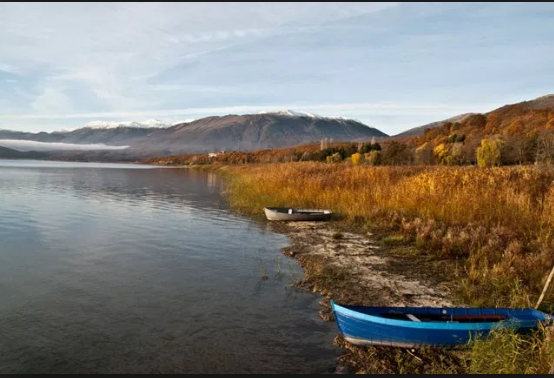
331, 301, 553, 331
264, 207, 332, 215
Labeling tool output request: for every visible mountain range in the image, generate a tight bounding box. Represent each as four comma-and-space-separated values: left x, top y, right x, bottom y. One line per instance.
2, 95, 554, 162
0, 111, 387, 160
82, 119, 190, 129
0, 146, 43, 159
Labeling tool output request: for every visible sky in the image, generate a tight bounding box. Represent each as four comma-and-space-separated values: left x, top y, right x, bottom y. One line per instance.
0, 2, 553, 135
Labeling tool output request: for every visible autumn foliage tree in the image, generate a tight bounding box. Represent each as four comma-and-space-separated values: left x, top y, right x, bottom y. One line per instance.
326, 152, 342, 163
351, 152, 363, 166
433, 144, 449, 165
434, 143, 464, 165
381, 141, 414, 165
536, 131, 554, 164
477, 139, 503, 168
365, 151, 381, 166
415, 142, 435, 165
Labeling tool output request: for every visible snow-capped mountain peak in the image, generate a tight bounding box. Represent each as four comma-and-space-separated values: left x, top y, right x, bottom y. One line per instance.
82, 119, 192, 129
256, 109, 351, 123
258, 109, 322, 118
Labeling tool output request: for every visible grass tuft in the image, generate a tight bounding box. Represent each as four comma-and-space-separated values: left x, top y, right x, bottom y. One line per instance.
332, 232, 344, 240
469, 325, 554, 374
382, 234, 406, 246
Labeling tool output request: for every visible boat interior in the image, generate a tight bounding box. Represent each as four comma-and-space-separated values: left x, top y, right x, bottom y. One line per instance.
381, 313, 509, 323
291, 209, 328, 214
269, 207, 330, 214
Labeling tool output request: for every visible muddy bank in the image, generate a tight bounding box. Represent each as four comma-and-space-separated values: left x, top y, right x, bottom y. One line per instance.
272, 221, 452, 306
266, 221, 462, 374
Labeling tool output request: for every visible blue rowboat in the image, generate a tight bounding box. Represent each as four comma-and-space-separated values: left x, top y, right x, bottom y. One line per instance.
331, 301, 554, 348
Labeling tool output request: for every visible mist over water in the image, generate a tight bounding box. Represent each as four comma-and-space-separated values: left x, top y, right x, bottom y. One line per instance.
0, 139, 129, 151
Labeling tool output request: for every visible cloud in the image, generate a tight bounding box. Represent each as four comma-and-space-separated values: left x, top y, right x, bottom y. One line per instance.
0, 139, 128, 152
2, 2, 553, 136
0, 3, 398, 114
0, 63, 20, 75
31, 87, 73, 114
147, 84, 260, 95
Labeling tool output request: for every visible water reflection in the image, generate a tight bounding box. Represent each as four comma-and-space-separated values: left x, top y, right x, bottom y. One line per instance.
0, 160, 338, 374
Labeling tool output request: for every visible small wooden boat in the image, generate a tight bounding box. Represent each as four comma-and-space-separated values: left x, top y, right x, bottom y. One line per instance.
331, 301, 554, 348
263, 207, 332, 221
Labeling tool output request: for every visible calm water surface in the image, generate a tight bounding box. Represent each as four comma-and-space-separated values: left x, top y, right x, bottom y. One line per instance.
0, 160, 337, 373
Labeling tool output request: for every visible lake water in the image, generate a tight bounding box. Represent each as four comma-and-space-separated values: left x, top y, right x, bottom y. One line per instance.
0, 160, 337, 374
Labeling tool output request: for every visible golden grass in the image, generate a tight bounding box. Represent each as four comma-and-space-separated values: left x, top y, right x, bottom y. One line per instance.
223, 163, 554, 309
469, 325, 554, 374
219, 162, 554, 373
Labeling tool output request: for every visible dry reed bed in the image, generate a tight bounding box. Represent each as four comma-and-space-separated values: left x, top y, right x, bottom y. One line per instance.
217, 163, 554, 373
224, 163, 554, 310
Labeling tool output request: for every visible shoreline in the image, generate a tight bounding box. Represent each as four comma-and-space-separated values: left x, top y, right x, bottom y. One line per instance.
270, 221, 453, 308
165, 162, 554, 373
264, 220, 458, 373
185, 163, 472, 373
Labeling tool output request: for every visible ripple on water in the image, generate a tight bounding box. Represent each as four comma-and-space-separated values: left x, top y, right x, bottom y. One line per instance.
0, 160, 338, 374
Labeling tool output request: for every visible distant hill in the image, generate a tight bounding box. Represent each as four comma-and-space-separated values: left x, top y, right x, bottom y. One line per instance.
6, 95, 554, 164
0, 129, 65, 143
0, 112, 387, 160
0, 146, 46, 159
395, 114, 475, 138
415, 94, 554, 146
404, 94, 554, 165
138, 112, 388, 153
518, 94, 554, 110
0, 146, 23, 158
395, 95, 554, 140
144, 95, 554, 167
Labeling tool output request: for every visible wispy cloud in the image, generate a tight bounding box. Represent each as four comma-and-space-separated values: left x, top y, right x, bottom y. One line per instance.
1, 2, 553, 135
0, 63, 20, 75
31, 87, 73, 114
147, 84, 260, 95
0, 3, 397, 115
